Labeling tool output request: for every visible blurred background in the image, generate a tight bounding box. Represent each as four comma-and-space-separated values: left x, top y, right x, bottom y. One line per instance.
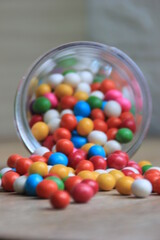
0, 0, 160, 141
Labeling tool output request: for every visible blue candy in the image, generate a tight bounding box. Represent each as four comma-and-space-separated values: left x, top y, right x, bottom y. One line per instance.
74, 101, 91, 117
25, 174, 43, 196
48, 152, 68, 166
88, 145, 106, 158
101, 101, 107, 110
71, 135, 88, 148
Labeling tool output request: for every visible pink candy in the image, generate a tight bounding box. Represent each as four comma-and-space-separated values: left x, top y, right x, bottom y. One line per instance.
44, 93, 58, 108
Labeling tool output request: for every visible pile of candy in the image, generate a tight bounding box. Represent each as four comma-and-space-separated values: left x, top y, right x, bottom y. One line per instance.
0, 62, 159, 209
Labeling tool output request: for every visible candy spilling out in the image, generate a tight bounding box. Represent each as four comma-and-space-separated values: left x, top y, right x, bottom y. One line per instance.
0, 60, 156, 209
1, 149, 160, 209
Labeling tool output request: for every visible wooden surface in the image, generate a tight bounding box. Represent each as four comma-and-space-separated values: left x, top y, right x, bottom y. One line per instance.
0, 138, 160, 240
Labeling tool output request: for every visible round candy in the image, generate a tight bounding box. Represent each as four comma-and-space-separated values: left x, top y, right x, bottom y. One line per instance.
33, 97, 51, 114
103, 140, 121, 155
64, 72, 81, 87
104, 100, 121, 117
138, 160, 152, 168
47, 118, 61, 134
87, 96, 102, 109
79, 71, 93, 84
60, 96, 77, 109
53, 128, 71, 142
91, 109, 105, 120
56, 139, 74, 156
107, 150, 129, 170
97, 173, 116, 191
60, 114, 77, 131
55, 83, 73, 98
29, 162, 48, 177
74, 91, 88, 101
75, 160, 94, 174
60, 109, 74, 117
29, 115, 43, 128
13, 175, 27, 194
2, 171, 20, 192
50, 190, 70, 209
106, 128, 118, 140
48, 152, 68, 166
89, 156, 107, 170
71, 136, 88, 149
116, 176, 134, 195
131, 179, 152, 198
77, 170, 95, 180
7, 154, 22, 168
44, 93, 58, 108
107, 117, 122, 129
81, 143, 95, 152
100, 79, 116, 93
49, 164, 69, 179
77, 118, 94, 136
93, 119, 108, 132
109, 170, 125, 183
82, 179, 99, 195
116, 98, 131, 112
105, 89, 122, 101
36, 83, 51, 97
76, 82, 91, 94
16, 157, 33, 175
153, 178, 160, 194
43, 109, 60, 123
31, 122, 49, 141
90, 90, 104, 100
116, 128, 133, 143
36, 179, 58, 199
64, 176, 82, 193
25, 174, 43, 196
71, 182, 94, 203
74, 101, 91, 117
68, 149, 87, 169
88, 145, 106, 158
47, 73, 64, 88
88, 130, 107, 146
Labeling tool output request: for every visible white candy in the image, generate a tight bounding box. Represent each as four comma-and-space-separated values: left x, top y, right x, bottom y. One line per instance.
88, 131, 107, 146
0, 167, 12, 176
104, 140, 122, 155
131, 179, 152, 198
33, 146, 49, 156
79, 71, 93, 84
122, 167, 139, 174
64, 73, 81, 87
60, 109, 74, 117
13, 175, 27, 194
48, 118, 61, 134
47, 73, 64, 88
76, 82, 91, 94
43, 109, 60, 123
90, 91, 104, 100
68, 172, 75, 177
36, 59, 56, 76
104, 100, 122, 117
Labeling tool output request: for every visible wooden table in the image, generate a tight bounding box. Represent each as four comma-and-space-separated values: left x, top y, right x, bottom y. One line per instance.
0, 138, 160, 240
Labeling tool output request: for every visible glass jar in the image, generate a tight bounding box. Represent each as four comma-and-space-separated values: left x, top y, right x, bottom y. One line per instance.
14, 41, 152, 157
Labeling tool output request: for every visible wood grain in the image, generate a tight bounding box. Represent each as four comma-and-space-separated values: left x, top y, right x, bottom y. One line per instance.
0, 138, 160, 240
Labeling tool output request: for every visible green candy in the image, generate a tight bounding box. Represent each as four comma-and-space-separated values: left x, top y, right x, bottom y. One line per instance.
116, 128, 133, 143
46, 176, 64, 190
142, 165, 152, 174
57, 57, 77, 68
63, 69, 76, 75
33, 97, 51, 114
0, 173, 2, 179
87, 96, 102, 109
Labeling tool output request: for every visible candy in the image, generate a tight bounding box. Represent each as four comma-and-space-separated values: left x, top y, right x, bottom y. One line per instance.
79, 71, 93, 84
46, 176, 64, 190
64, 72, 81, 87
81, 179, 99, 195
116, 176, 134, 195
103, 140, 121, 155
88, 145, 106, 158
43, 109, 60, 123
74, 101, 91, 117
47, 118, 61, 134
16, 158, 33, 175
33, 97, 51, 114
2, 171, 20, 192
87, 96, 102, 109
7, 154, 22, 168
36, 179, 58, 199
50, 190, 70, 209
71, 182, 94, 203
60, 96, 77, 109
13, 175, 27, 194
116, 128, 133, 143
64, 176, 82, 193
56, 139, 74, 156
31, 122, 49, 141
131, 179, 152, 198
97, 173, 116, 191
29, 162, 48, 177
104, 100, 121, 117
99, 79, 116, 93
88, 130, 107, 145
60, 114, 77, 131
47, 73, 64, 88
55, 83, 73, 98
25, 174, 43, 196
36, 83, 51, 97
77, 118, 94, 136
93, 119, 108, 132
107, 151, 129, 170
49, 164, 69, 179
75, 160, 94, 174
48, 153, 68, 166
76, 82, 91, 94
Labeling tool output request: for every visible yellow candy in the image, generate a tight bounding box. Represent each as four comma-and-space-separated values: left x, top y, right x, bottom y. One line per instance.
109, 170, 125, 183
55, 84, 73, 98
138, 160, 152, 168
74, 91, 89, 101
31, 122, 49, 141
49, 164, 69, 179
36, 83, 51, 97
77, 118, 94, 136
92, 171, 100, 180
116, 176, 134, 195
29, 162, 48, 177
77, 170, 95, 180
67, 167, 75, 174
97, 173, 116, 191
81, 143, 95, 152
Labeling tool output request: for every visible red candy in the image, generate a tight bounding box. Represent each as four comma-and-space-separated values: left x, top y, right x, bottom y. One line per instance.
120, 119, 136, 133
64, 176, 82, 193
71, 183, 94, 203
100, 79, 116, 94
60, 96, 77, 109
89, 156, 107, 170
93, 119, 108, 132
36, 179, 58, 199
42, 135, 55, 150
7, 154, 22, 168
50, 190, 70, 209
15, 158, 33, 175
53, 128, 71, 142
106, 128, 118, 140
56, 139, 74, 156
68, 149, 87, 169
29, 155, 48, 163
91, 109, 105, 120
107, 150, 129, 170
2, 171, 20, 191
127, 160, 142, 174
107, 117, 122, 129
82, 179, 99, 195
60, 114, 77, 131
75, 160, 94, 174
29, 115, 43, 128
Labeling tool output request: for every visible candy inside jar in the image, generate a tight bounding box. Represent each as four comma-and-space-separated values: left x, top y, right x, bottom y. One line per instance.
14, 41, 152, 157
